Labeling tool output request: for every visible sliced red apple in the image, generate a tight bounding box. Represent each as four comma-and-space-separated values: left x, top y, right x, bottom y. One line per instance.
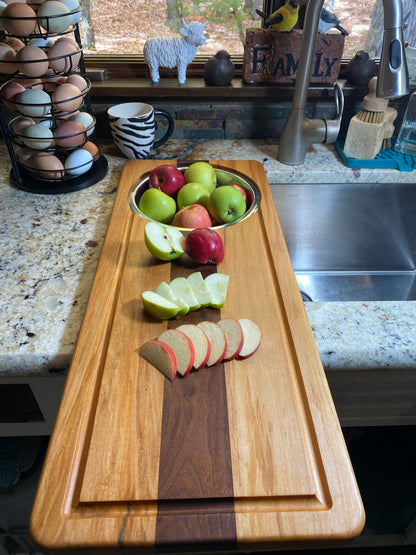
238, 318, 262, 358
158, 329, 195, 376
176, 324, 211, 370
197, 321, 227, 367
218, 318, 244, 360
139, 339, 177, 381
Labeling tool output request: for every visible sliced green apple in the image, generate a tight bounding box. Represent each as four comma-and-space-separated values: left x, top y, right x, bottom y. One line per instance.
204, 273, 229, 309
155, 281, 190, 316
144, 221, 184, 261
142, 290, 179, 319
170, 277, 201, 311
186, 271, 212, 307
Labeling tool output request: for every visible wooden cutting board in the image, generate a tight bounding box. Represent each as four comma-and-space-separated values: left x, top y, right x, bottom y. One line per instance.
30, 160, 365, 553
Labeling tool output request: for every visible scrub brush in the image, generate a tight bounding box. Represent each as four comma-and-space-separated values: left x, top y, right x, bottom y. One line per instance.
355, 76, 388, 124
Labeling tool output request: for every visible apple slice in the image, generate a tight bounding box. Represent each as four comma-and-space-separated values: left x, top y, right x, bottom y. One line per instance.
186, 271, 212, 307
155, 281, 190, 316
218, 318, 244, 360
139, 339, 177, 381
142, 290, 179, 320
158, 329, 195, 376
144, 221, 184, 261
176, 324, 211, 370
170, 277, 201, 311
238, 318, 262, 358
197, 321, 227, 367
204, 273, 229, 309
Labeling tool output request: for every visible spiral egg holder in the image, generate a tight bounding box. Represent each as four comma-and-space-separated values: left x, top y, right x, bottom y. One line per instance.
0, 2, 108, 194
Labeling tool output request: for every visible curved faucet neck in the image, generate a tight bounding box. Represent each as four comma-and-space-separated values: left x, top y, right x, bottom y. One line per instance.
277, 0, 409, 165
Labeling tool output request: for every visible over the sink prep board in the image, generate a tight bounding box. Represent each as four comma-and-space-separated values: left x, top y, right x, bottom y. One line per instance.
30, 160, 365, 552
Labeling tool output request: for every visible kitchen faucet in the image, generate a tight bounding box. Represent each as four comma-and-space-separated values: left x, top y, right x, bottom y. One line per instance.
277, 0, 409, 165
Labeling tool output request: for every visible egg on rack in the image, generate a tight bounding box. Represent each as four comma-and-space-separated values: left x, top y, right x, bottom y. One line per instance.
0, 0, 107, 193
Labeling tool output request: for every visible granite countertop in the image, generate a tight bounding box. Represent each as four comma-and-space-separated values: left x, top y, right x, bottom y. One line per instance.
1, 139, 415, 377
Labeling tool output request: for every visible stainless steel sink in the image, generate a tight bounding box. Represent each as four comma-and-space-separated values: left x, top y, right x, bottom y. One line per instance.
271, 182, 416, 301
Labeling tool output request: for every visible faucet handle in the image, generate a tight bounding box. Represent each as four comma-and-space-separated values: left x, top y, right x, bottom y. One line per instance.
325, 81, 345, 144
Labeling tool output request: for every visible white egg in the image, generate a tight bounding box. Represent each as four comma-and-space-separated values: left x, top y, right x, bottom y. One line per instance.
65, 149, 93, 176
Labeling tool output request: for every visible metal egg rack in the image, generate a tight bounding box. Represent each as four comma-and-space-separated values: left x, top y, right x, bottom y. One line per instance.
0, 4, 108, 193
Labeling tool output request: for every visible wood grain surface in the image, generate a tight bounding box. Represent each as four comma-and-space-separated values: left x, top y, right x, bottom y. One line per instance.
29, 160, 365, 553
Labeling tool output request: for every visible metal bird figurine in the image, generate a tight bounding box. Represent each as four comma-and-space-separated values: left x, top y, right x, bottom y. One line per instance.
256, 0, 299, 32
318, 7, 349, 35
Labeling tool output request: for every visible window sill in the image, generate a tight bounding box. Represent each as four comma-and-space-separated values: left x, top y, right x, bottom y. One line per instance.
85, 54, 370, 104
89, 76, 372, 104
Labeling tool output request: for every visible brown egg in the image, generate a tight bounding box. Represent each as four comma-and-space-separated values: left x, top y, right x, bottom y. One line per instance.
52, 36, 78, 50
53, 120, 86, 148
1, 3, 37, 36
18, 77, 43, 89
27, 0, 48, 11
1, 80, 25, 108
0, 42, 17, 74
42, 69, 66, 92
16, 147, 37, 168
12, 115, 36, 136
3, 0, 27, 4
2, 37, 25, 52
82, 141, 99, 160
48, 38, 81, 74
34, 152, 65, 180
65, 74, 88, 93
15, 45, 49, 77
52, 83, 83, 114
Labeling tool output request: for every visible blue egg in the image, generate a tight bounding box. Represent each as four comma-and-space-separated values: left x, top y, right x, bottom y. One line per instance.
57, 0, 81, 25
65, 149, 93, 176
17, 89, 51, 118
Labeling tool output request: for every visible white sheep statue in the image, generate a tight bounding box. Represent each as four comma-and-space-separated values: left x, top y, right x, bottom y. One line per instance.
143, 19, 208, 85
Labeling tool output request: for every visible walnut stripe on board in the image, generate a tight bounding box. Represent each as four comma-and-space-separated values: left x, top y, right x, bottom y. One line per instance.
155, 262, 237, 546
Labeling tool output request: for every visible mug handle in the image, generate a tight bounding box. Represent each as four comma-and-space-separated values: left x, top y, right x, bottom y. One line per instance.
153, 109, 174, 149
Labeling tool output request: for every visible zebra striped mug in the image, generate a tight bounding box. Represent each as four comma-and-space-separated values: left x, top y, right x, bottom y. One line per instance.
107, 102, 174, 159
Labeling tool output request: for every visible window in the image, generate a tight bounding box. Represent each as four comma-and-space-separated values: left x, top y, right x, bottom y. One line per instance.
80, 0, 415, 61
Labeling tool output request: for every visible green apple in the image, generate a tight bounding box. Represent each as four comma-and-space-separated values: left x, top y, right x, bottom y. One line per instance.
207, 185, 246, 224
184, 162, 217, 194
204, 273, 229, 309
155, 281, 190, 316
139, 188, 176, 224
186, 271, 212, 307
142, 290, 179, 319
177, 182, 210, 209
169, 277, 201, 311
144, 222, 184, 261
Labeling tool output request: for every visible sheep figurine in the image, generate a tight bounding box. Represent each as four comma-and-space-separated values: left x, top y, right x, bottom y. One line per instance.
144, 19, 208, 85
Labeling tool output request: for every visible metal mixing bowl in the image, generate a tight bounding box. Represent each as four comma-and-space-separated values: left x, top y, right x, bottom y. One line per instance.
128, 163, 261, 231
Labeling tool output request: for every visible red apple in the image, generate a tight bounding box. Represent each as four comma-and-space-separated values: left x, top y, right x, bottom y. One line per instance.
139, 339, 177, 381
184, 228, 225, 265
229, 184, 247, 205
172, 204, 212, 229
148, 164, 185, 197
197, 321, 227, 367
218, 318, 244, 360
238, 318, 262, 358
158, 329, 195, 376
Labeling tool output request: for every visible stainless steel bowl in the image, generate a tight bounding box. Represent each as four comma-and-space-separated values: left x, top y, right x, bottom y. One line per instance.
128, 163, 261, 231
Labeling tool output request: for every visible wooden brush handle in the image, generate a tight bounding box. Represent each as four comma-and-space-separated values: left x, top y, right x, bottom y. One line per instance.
362, 76, 389, 112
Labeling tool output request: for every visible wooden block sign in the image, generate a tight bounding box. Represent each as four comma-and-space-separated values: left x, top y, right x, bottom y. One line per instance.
243, 28, 345, 85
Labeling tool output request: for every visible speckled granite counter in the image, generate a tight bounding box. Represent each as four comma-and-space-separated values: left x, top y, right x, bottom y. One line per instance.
1, 139, 415, 377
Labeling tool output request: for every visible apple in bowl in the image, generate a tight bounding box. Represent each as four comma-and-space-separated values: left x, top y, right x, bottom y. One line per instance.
128, 161, 261, 232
